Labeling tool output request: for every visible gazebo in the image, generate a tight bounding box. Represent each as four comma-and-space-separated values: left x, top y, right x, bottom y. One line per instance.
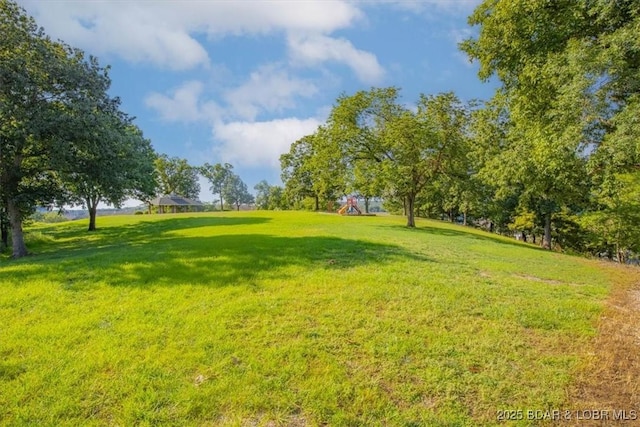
149, 195, 204, 213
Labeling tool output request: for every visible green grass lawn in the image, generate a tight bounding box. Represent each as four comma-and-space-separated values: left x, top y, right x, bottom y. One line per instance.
0, 211, 623, 425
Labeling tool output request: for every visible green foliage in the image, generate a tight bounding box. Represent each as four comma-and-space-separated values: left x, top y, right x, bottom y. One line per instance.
0, 0, 123, 256
322, 88, 474, 227
351, 160, 384, 213
280, 134, 321, 209
253, 180, 271, 210
222, 173, 254, 211
579, 172, 640, 262
508, 209, 535, 235
267, 185, 287, 210
461, 0, 640, 250
254, 181, 287, 210
200, 162, 233, 211
1, 211, 629, 425
154, 154, 200, 200
63, 122, 157, 231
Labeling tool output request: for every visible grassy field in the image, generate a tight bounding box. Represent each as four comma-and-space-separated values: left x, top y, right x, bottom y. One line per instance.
0, 211, 636, 426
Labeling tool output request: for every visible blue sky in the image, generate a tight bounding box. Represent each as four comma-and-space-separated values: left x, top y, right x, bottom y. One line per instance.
19, 0, 496, 204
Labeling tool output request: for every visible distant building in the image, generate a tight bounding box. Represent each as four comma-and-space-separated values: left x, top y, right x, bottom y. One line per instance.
149, 195, 204, 213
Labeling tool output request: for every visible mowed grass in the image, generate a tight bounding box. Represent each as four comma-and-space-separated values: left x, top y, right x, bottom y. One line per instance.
0, 211, 628, 425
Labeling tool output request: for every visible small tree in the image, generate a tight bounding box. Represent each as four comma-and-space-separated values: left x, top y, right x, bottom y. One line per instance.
223, 174, 254, 211
63, 108, 157, 231
200, 163, 233, 211
280, 136, 318, 210
254, 180, 271, 210
267, 185, 287, 210
154, 154, 200, 200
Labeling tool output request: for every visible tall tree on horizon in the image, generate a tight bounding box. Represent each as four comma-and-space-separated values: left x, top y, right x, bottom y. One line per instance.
200, 162, 233, 211
222, 173, 254, 211
280, 135, 319, 210
154, 154, 200, 201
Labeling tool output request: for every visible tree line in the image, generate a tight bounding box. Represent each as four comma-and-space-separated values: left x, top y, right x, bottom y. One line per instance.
156, 156, 255, 213
279, 1, 640, 262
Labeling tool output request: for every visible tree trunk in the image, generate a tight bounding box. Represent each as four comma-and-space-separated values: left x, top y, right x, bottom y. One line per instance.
314, 195, 319, 211
1, 208, 8, 251
236, 202, 240, 211
406, 194, 416, 228
615, 227, 624, 263
522, 231, 527, 243
542, 213, 552, 250
463, 211, 467, 226
6, 198, 28, 258
88, 206, 97, 231
87, 196, 99, 231
532, 234, 536, 244
364, 197, 370, 214
219, 192, 224, 211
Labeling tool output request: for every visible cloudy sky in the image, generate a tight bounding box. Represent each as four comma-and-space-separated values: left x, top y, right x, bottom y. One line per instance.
19, 0, 496, 203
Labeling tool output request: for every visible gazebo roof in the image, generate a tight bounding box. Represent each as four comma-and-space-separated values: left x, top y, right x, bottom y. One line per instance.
150, 195, 203, 206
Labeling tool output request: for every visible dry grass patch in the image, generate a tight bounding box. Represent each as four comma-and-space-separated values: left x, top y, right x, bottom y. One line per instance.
565, 262, 640, 425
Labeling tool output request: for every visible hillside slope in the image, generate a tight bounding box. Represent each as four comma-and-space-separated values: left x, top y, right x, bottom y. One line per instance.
1, 211, 637, 426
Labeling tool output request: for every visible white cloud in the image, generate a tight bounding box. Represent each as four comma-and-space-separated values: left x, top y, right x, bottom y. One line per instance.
19, 0, 362, 70
214, 118, 322, 167
224, 64, 318, 121
20, 1, 209, 70
146, 66, 319, 123
19, 1, 383, 84
144, 81, 221, 123
288, 34, 385, 84
190, 1, 362, 35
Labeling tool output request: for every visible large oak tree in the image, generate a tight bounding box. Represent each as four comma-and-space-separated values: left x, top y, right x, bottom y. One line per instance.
1, 0, 130, 257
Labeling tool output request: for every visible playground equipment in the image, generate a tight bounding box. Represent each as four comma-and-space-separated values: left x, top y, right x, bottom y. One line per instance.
338, 196, 362, 215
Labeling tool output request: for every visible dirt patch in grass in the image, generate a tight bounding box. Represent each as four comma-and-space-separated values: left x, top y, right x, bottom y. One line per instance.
513, 273, 587, 287
564, 264, 640, 426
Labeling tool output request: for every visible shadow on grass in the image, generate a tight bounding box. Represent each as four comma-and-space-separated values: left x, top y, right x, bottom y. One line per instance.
380, 223, 544, 251
25, 215, 273, 255
3, 216, 433, 289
